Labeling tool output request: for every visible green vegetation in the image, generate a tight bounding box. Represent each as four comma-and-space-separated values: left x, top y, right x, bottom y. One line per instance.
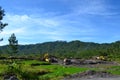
0, 60, 88, 80
0, 7, 8, 41
0, 59, 119, 80
0, 40, 120, 61
8, 33, 18, 55
107, 66, 120, 75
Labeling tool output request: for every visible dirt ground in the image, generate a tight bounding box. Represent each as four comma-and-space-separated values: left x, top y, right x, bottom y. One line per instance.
64, 77, 120, 80
62, 60, 120, 80
63, 70, 120, 80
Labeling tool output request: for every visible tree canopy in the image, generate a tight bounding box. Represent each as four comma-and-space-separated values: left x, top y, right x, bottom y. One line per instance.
0, 7, 8, 41
8, 33, 18, 54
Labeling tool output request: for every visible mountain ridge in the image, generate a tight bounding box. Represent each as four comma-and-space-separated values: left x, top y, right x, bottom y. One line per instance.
0, 40, 120, 59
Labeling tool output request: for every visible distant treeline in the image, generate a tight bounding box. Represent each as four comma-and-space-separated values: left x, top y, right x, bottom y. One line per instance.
0, 40, 120, 60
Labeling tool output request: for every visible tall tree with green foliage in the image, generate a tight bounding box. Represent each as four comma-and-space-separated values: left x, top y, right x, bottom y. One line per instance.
0, 7, 8, 41
8, 33, 18, 55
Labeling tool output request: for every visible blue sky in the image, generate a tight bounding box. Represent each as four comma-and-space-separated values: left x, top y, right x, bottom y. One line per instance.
0, 0, 120, 45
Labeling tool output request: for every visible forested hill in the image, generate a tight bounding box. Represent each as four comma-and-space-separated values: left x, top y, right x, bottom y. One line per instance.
0, 40, 120, 58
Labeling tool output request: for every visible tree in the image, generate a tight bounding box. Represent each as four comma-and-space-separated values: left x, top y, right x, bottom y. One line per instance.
8, 33, 18, 54
0, 7, 8, 41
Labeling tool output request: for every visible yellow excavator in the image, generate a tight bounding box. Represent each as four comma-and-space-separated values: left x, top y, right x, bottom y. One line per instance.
96, 56, 105, 60
43, 53, 50, 62
43, 53, 58, 63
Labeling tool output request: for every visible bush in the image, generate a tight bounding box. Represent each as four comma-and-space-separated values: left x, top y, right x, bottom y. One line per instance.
20, 71, 39, 80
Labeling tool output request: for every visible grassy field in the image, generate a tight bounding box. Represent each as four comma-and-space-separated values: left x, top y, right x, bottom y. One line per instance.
108, 66, 120, 75
0, 59, 119, 80
0, 60, 88, 80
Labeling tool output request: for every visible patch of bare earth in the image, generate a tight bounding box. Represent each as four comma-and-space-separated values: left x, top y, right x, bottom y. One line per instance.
63, 70, 120, 80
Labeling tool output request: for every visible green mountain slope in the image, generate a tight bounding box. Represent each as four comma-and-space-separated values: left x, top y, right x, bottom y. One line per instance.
0, 40, 120, 59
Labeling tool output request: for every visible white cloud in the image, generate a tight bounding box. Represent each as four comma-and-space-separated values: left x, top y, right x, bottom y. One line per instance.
1, 27, 26, 35
0, 4, 101, 45
0, 13, 64, 45
33, 18, 60, 28
70, 0, 117, 16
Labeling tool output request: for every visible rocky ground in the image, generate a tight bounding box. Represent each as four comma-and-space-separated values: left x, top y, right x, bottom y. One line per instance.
62, 59, 120, 80
65, 77, 120, 80
63, 70, 120, 80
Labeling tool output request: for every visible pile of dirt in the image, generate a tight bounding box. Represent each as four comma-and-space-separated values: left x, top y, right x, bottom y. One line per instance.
63, 70, 118, 80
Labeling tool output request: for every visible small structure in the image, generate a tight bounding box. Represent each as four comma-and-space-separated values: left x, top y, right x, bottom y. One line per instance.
63, 58, 71, 65
96, 56, 105, 60
43, 53, 58, 63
